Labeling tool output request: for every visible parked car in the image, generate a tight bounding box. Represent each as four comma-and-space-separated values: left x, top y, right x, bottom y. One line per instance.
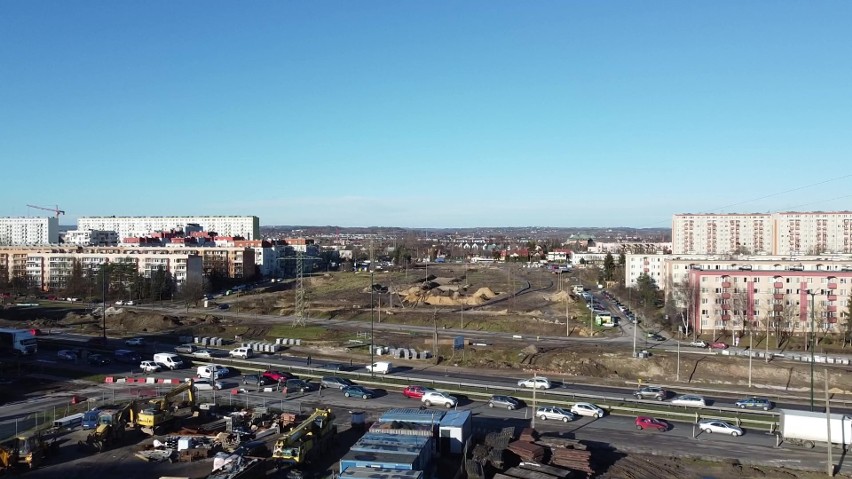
635, 416, 669, 431
688, 340, 708, 348
342, 385, 375, 399
87, 354, 111, 366
229, 347, 253, 359
82, 408, 102, 430
517, 377, 552, 389
647, 333, 666, 342
140, 360, 161, 373
283, 378, 313, 393
114, 349, 142, 364
125, 337, 145, 346
570, 402, 605, 418
709, 342, 729, 350
488, 395, 521, 410
536, 406, 575, 422
57, 349, 78, 361
698, 419, 742, 436
633, 386, 668, 401
735, 397, 774, 411
174, 344, 197, 354
217, 303, 230, 310
321, 376, 354, 390
422, 391, 458, 409
262, 370, 295, 383
402, 385, 434, 399
670, 394, 706, 407
193, 379, 223, 390
242, 374, 275, 387
194, 350, 213, 359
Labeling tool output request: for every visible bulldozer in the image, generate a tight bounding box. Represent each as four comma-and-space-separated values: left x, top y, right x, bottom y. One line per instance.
272, 408, 336, 477
136, 380, 196, 436
78, 401, 137, 453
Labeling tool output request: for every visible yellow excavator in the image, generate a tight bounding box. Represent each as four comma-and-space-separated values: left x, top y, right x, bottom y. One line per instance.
0, 432, 56, 470
272, 408, 336, 472
79, 401, 137, 452
136, 380, 196, 435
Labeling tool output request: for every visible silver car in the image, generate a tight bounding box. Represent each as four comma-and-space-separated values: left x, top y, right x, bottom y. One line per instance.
536, 406, 576, 423
670, 394, 706, 407
698, 419, 742, 437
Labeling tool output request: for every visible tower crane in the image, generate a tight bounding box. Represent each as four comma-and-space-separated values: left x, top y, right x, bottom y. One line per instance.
26, 204, 65, 219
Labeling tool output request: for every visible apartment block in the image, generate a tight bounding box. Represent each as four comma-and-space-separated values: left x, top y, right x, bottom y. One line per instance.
78, 215, 260, 240
0, 217, 59, 245
63, 229, 119, 246
673, 211, 852, 256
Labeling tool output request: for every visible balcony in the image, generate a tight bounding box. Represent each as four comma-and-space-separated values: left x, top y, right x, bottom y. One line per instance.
721, 292, 731, 299
722, 281, 732, 288
773, 293, 784, 300
828, 294, 837, 301
721, 304, 731, 310
828, 305, 838, 313
721, 315, 732, 321
773, 304, 784, 312
828, 283, 838, 289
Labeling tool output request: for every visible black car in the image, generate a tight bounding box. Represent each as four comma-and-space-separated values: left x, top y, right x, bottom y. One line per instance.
647, 333, 666, 342
488, 395, 522, 410
342, 385, 375, 399
283, 378, 313, 393
88, 354, 111, 366
242, 374, 276, 387
321, 376, 355, 390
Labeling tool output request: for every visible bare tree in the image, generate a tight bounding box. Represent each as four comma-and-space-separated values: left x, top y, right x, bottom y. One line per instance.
671, 278, 699, 338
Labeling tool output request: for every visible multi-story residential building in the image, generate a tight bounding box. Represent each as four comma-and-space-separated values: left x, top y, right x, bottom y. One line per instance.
0, 246, 203, 291
63, 229, 118, 246
588, 242, 672, 254
673, 211, 852, 256
0, 217, 59, 245
78, 215, 260, 240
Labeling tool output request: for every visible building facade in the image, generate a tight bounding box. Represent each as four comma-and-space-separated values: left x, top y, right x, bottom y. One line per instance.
77, 216, 261, 240
673, 211, 852, 256
0, 217, 59, 245
63, 229, 119, 246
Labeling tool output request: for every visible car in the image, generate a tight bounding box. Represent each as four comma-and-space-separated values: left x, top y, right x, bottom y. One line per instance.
402, 385, 434, 399
536, 406, 575, 422
126, 300, 135, 306
322, 363, 349, 372
635, 416, 669, 431
647, 333, 666, 342
698, 419, 743, 436
242, 374, 275, 387
321, 376, 355, 390
125, 337, 145, 346
140, 360, 161, 373
218, 303, 230, 310
517, 377, 552, 389
193, 379, 223, 390
570, 402, 605, 418
229, 347, 253, 359
115, 300, 125, 306
342, 385, 375, 399
87, 354, 111, 366
633, 386, 668, 401
174, 344, 197, 354
262, 370, 295, 383
709, 341, 729, 350
57, 349, 78, 361
688, 340, 708, 348
283, 378, 313, 393
488, 395, 522, 410
194, 350, 213, 359
422, 391, 458, 409
735, 397, 774, 411
670, 394, 706, 407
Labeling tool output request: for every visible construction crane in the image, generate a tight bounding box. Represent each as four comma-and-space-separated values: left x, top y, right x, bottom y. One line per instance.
26, 204, 65, 219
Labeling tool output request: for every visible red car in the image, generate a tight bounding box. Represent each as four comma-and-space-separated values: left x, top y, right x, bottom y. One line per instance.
709, 342, 729, 350
635, 416, 669, 431
262, 370, 295, 382
402, 385, 433, 399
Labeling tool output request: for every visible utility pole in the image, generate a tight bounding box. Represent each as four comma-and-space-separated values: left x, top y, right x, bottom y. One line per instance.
748, 329, 753, 388
370, 271, 375, 378
825, 368, 834, 477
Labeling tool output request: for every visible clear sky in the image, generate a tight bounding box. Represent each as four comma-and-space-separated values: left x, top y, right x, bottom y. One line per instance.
2, 1, 851, 229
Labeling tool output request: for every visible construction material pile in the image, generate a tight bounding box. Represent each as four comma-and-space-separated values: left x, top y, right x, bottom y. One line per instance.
502, 429, 594, 478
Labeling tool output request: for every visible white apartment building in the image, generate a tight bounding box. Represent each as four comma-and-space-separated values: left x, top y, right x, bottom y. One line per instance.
78, 215, 261, 240
0, 217, 59, 245
673, 211, 852, 256
0, 246, 203, 291
588, 242, 672, 254
63, 229, 118, 246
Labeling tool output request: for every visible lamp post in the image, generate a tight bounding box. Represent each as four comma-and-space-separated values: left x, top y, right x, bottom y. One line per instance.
807, 290, 817, 411
101, 265, 107, 341
370, 271, 375, 379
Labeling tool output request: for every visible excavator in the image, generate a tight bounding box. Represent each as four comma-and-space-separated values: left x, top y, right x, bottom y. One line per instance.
0, 432, 57, 471
272, 408, 336, 476
136, 380, 196, 435
79, 401, 137, 452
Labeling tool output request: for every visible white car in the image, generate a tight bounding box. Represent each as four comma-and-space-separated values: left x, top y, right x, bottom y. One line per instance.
139, 360, 161, 373
193, 379, 223, 390
671, 394, 706, 407
421, 391, 458, 409
115, 300, 125, 306
689, 340, 708, 348
536, 406, 576, 423
570, 402, 605, 418
517, 377, 552, 389
125, 337, 145, 346
698, 419, 742, 436
194, 350, 213, 359
229, 347, 253, 359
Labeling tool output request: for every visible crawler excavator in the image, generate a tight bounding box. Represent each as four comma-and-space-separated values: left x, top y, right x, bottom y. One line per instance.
136, 380, 197, 435
79, 401, 137, 453
272, 408, 336, 477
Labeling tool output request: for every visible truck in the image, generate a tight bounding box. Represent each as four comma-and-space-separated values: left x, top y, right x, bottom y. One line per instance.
777, 409, 852, 449
0, 328, 37, 355
273, 408, 337, 471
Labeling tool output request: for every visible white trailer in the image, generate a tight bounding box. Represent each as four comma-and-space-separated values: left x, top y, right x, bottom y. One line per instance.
778, 409, 852, 449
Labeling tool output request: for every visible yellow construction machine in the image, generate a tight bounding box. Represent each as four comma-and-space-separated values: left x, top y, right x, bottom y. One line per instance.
79, 401, 137, 452
272, 408, 336, 469
136, 380, 196, 435
0, 432, 56, 471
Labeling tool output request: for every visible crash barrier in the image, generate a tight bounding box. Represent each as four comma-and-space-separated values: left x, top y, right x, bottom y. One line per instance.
104, 376, 182, 385
719, 348, 852, 365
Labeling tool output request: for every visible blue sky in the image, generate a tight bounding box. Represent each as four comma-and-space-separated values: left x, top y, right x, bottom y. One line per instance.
2, 1, 851, 229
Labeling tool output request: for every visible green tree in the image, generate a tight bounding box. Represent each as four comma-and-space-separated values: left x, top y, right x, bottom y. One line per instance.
62, 260, 87, 298
603, 253, 615, 281
845, 291, 852, 348
633, 273, 660, 315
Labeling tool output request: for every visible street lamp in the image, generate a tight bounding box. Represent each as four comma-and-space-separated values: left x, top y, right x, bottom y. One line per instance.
370, 271, 375, 378
807, 290, 819, 411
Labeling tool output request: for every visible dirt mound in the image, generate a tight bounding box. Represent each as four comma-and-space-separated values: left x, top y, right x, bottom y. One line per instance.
111, 311, 183, 332
472, 287, 497, 299
547, 291, 574, 302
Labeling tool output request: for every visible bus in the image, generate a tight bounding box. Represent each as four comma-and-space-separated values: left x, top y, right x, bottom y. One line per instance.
0, 328, 38, 355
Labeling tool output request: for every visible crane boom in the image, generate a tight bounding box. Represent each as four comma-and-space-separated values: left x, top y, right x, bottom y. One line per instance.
25, 204, 65, 219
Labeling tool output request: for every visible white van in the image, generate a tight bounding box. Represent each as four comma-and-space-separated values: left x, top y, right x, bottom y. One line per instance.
366, 361, 393, 374
196, 364, 229, 379
153, 352, 184, 370
229, 347, 253, 359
